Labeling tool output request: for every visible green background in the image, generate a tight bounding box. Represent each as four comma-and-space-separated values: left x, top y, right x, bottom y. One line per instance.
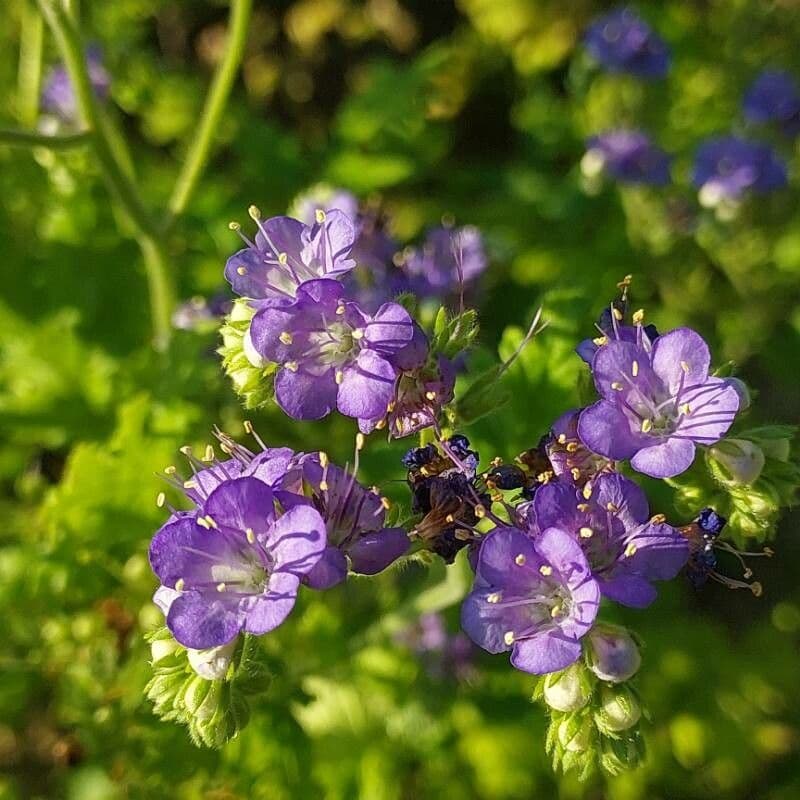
1, 1, 799, 797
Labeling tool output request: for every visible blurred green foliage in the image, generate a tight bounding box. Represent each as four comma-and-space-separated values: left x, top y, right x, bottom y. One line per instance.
1, 0, 800, 798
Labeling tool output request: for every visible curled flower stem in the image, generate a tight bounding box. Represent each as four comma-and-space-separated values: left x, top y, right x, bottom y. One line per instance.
37, 0, 175, 351
166, 0, 253, 223
0, 128, 90, 149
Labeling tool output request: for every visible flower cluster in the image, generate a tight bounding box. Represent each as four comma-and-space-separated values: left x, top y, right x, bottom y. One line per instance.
581, 8, 790, 207
145, 181, 792, 778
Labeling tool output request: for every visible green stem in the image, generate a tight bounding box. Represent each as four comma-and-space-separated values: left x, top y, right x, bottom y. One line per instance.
37, 0, 175, 351
0, 127, 90, 149
167, 0, 252, 222
17, 0, 44, 128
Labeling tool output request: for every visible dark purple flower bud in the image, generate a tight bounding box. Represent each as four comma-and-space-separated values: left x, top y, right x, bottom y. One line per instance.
697, 507, 726, 535
584, 8, 669, 79
399, 226, 487, 300
149, 477, 327, 649
41, 45, 110, 122
249, 279, 414, 422
225, 208, 358, 307
485, 464, 527, 491
576, 300, 659, 365
743, 70, 800, 136
530, 473, 689, 608
578, 327, 740, 478
692, 136, 788, 206
402, 443, 439, 470
461, 527, 600, 674
583, 131, 671, 186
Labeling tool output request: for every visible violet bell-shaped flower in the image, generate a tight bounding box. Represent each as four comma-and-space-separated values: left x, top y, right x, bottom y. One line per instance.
248, 279, 415, 422
461, 526, 600, 674
577, 327, 740, 478
225, 206, 357, 307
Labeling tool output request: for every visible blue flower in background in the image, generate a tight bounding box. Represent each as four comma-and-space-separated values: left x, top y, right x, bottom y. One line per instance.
692, 135, 788, 206
743, 69, 800, 136
41, 45, 110, 123
584, 8, 670, 79
583, 130, 671, 186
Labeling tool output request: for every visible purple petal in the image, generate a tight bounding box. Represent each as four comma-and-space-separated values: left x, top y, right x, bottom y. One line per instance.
624, 521, 689, 581
364, 303, 415, 353
275, 367, 338, 420
578, 401, 644, 461
475, 527, 543, 593
348, 528, 410, 574
592, 472, 649, 528
266, 504, 328, 576
650, 327, 710, 394
304, 546, 348, 590
675, 378, 739, 443
167, 591, 243, 649
460, 587, 531, 654
510, 631, 583, 675
243, 571, 301, 635
533, 482, 580, 531
630, 437, 695, 478
590, 339, 658, 402
598, 575, 658, 608
248, 305, 296, 362
389, 323, 429, 371
203, 477, 276, 537
336, 350, 397, 420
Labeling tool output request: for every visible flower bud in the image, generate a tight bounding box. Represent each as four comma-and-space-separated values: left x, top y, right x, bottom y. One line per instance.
707, 438, 765, 486
151, 636, 180, 665
182, 675, 214, 717
543, 663, 592, 712
187, 640, 238, 681
557, 715, 594, 753
587, 625, 642, 683
594, 685, 641, 734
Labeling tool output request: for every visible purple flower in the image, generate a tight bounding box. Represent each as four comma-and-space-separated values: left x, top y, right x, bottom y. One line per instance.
290, 453, 409, 589
461, 527, 600, 674
545, 409, 614, 486
531, 473, 689, 607
692, 136, 788, 206
584, 8, 669, 79
577, 327, 740, 478
584, 131, 671, 186
292, 186, 360, 228
149, 477, 327, 649
225, 208, 357, 307
399, 226, 487, 300
743, 70, 800, 136
41, 45, 110, 122
248, 279, 414, 422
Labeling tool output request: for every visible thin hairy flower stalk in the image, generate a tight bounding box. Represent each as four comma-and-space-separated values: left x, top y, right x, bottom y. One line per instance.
17, 0, 44, 128
0, 128, 90, 149
37, 0, 175, 349
167, 0, 253, 222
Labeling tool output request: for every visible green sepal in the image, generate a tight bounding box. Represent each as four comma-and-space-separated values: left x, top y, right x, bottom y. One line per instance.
429, 305, 479, 359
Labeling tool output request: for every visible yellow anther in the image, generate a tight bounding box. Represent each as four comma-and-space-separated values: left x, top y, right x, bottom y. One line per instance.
246, 528, 255, 543
612, 307, 623, 321
228, 221, 241, 231
445, 513, 455, 524
248, 205, 261, 220
566, 442, 578, 453
386, 401, 396, 413
279, 331, 293, 345
380, 497, 391, 510
641, 418, 653, 433
632, 360, 639, 377
577, 503, 590, 513
285, 361, 298, 372
319, 480, 329, 492
487, 592, 502, 604
650, 513, 666, 524
680, 403, 691, 416
557, 434, 567, 444
579, 527, 594, 539
624, 543, 638, 558
204, 515, 218, 529
375, 419, 387, 430
336, 303, 346, 315
278, 252, 288, 265
593, 335, 608, 346
197, 517, 210, 530
425, 391, 437, 401
606, 502, 619, 512
243, 420, 254, 434
515, 554, 527, 566
237, 266, 247, 275
175, 579, 185, 592
180, 445, 193, 456
571, 468, 581, 481
351, 328, 364, 340
315, 209, 326, 223
681, 360, 690, 373
319, 451, 329, 468
539, 565, 553, 576
356, 433, 365, 450
454, 529, 472, 541
632, 308, 645, 324
164, 465, 177, 475
550, 604, 562, 618
503, 631, 516, 646
582, 484, 593, 500
751, 582, 763, 597
156, 492, 166, 508
216, 582, 227, 593
474, 504, 487, 519
335, 370, 344, 384
183, 479, 198, 490
203, 444, 215, 462
611, 381, 624, 391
